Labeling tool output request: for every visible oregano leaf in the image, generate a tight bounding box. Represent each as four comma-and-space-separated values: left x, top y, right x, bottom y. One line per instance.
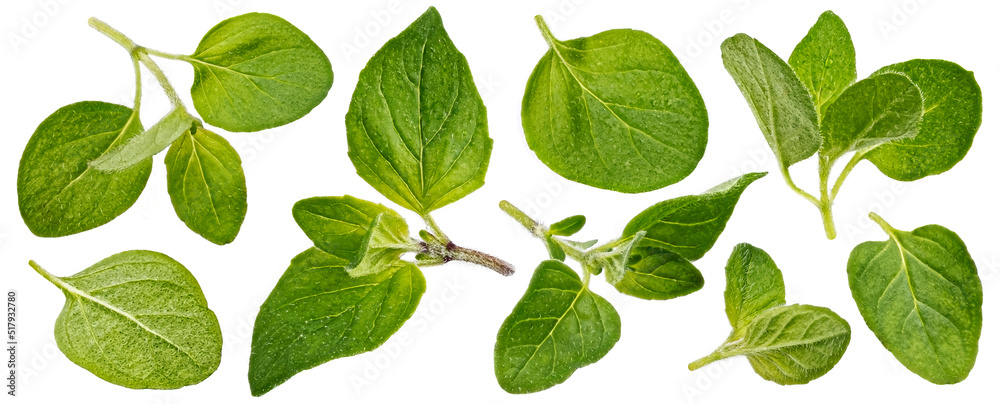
545, 235, 567, 261
188, 12, 333, 132
165, 126, 247, 245
291, 196, 395, 261
548, 215, 586, 237
847, 213, 982, 384
29, 250, 222, 389
346, 7, 492, 215
788, 10, 857, 117
592, 231, 645, 285
249, 248, 425, 396
90, 106, 197, 172
346, 211, 415, 277
722, 33, 821, 169
723, 243, 786, 332
494, 260, 620, 393
522, 16, 708, 193
17, 101, 151, 237
615, 246, 704, 300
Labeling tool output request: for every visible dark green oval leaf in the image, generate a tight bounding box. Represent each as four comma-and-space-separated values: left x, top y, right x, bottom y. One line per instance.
18, 101, 151, 237
615, 246, 704, 300
864, 59, 982, 181
495, 260, 620, 393
548, 215, 586, 237
189, 12, 333, 132
788, 10, 856, 117
847, 214, 982, 384
165, 126, 247, 245
623, 172, 766, 261
291, 195, 394, 261
346, 7, 492, 214
819, 73, 922, 163
29, 250, 222, 389
522, 17, 708, 193
249, 248, 425, 396
722, 34, 820, 169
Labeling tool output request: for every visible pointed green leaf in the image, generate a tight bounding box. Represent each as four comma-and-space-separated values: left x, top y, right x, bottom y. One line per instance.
548, 215, 586, 237
188, 12, 333, 132
724, 243, 786, 333
788, 10, 857, 117
592, 231, 645, 285
18, 101, 151, 237
623, 172, 766, 261
249, 248, 425, 396
346, 7, 492, 214
722, 34, 820, 169
29, 250, 222, 389
545, 235, 567, 261
847, 214, 982, 384
90, 107, 197, 172
819, 73, 922, 163
615, 246, 704, 300
864, 59, 982, 181
165, 127, 247, 245
522, 17, 708, 193
495, 260, 620, 393
346, 211, 414, 277
291, 196, 395, 261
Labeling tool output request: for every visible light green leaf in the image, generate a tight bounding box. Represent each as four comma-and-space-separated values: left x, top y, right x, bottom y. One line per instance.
591, 231, 645, 285
29, 250, 222, 389
346, 7, 492, 214
17, 101, 151, 237
548, 215, 586, 237
615, 246, 704, 300
722, 34, 821, 169
864, 59, 982, 181
90, 107, 197, 172
291, 196, 394, 261
788, 10, 857, 117
545, 235, 567, 261
819, 73, 922, 163
847, 213, 982, 384
164, 126, 247, 245
495, 260, 620, 393
691, 244, 850, 385
249, 248, 424, 396
188, 12, 333, 132
623, 172, 766, 261
346, 211, 415, 277
522, 16, 708, 193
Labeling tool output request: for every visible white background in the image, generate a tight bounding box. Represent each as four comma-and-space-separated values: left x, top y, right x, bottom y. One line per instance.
2, 0, 996, 403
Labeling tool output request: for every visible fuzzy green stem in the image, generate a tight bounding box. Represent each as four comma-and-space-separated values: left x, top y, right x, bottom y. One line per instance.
868, 212, 897, 236
89, 17, 187, 110
688, 351, 724, 371
136, 52, 185, 109
499, 200, 545, 238
129, 55, 142, 111
28, 261, 60, 287
421, 213, 450, 242
818, 158, 837, 240
830, 152, 864, 200
88, 17, 135, 51
534, 15, 559, 48
779, 165, 820, 207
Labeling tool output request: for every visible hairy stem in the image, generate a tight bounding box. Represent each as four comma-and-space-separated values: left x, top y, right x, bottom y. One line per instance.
688, 351, 724, 371
779, 165, 820, 207
421, 213, 450, 242
420, 241, 514, 276
136, 52, 186, 109
88, 17, 135, 51
818, 157, 837, 240
830, 152, 865, 200
499, 200, 545, 238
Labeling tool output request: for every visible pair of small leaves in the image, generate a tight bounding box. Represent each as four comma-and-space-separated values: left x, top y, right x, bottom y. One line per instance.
251, 196, 424, 396
690, 244, 851, 385
521, 16, 708, 193
30, 250, 222, 389
847, 214, 982, 384
544, 215, 586, 261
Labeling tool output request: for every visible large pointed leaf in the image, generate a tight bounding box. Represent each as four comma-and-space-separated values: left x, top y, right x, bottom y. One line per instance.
522, 17, 708, 193
723, 243, 785, 332
249, 248, 425, 396
788, 10, 856, 117
847, 214, 982, 384
494, 260, 620, 393
17, 101, 151, 237
722, 34, 820, 169
346, 7, 492, 214
29, 250, 222, 389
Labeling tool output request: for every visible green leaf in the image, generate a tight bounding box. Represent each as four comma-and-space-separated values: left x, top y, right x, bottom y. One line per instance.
623, 172, 766, 261
291, 196, 394, 261
788, 10, 857, 117
591, 231, 645, 285
864, 59, 982, 181
17, 101, 151, 237
615, 246, 704, 300
495, 260, 620, 393
346, 7, 492, 214
346, 211, 415, 277
165, 126, 247, 245
690, 244, 850, 385
819, 73, 923, 163
188, 12, 333, 132
545, 235, 567, 261
249, 248, 425, 396
522, 17, 708, 193
29, 250, 222, 389
847, 213, 982, 384
722, 34, 821, 169
548, 215, 586, 237
90, 107, 197, 172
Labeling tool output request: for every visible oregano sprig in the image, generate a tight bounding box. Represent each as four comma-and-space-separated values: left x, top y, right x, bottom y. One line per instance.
721, 11, 981, 239
17, 13, 333, 244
